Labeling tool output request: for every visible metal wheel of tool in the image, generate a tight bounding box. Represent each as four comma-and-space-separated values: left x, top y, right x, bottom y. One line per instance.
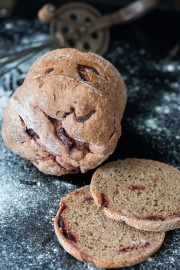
50, 2, 110, 55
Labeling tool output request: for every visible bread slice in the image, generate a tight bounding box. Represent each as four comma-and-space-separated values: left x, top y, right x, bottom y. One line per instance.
90, 158, 180, 232
54, 185, 165, 268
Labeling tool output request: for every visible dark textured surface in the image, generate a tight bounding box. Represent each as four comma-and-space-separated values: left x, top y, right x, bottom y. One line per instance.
0, 9, 180, 270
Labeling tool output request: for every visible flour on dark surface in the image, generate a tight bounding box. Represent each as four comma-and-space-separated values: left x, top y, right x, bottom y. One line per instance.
0, 16, 180, 270
0, 133, 97, 270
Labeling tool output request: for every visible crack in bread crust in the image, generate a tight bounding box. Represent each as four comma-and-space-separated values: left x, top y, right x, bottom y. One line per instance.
26, 128, 40, 140
75, 109, 96, 123
58, 127, 90, 154
62, 107, 96, 124
48, 115, 92, 156
77, 64, 99, 82
20, 116, 79, 173
2, 48, 127, 176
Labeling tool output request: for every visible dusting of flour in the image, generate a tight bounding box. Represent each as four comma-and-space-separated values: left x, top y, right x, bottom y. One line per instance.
0, 19, 179, 270
0, 133, 98, 270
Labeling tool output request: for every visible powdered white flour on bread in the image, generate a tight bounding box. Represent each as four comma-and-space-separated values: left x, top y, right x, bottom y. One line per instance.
91, 158, 180, 232
2, 48, 127, 176
54, 185, 165, 268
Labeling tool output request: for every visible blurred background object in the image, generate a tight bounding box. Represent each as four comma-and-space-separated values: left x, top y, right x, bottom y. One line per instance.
0, 0, 179, 91
0, 0, 161, 61
1, 0, 180, 79
1, 0, 180, 19
0, 0, 16, 18
0, 1, 180, 270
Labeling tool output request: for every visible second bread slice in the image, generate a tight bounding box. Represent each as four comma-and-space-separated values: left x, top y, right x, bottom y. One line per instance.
54, 185, 165, 268
90, 158, 180, 232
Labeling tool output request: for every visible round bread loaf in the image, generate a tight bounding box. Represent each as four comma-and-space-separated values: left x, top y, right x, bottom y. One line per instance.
2, 48, 127, 176
90, 158, 180, 232
54, 185, 165, 268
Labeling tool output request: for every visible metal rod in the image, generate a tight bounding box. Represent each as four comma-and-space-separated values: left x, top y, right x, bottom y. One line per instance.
0, 42, 51, 78
88, 0, 160, 33
0, 39, 52, 51
0, 41, 52, 67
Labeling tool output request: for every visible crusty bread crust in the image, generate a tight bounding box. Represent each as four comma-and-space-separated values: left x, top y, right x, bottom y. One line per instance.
90, 158, 180, 232
102, 206, 180, 232
54, 186, 165, 268
2, 49, 127, 176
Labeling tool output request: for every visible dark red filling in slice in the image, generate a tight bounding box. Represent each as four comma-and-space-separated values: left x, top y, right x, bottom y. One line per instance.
118, 242, 150, 254
59, 204, 79, 243
84, 196, 94, 203
59, 216, 78, 243
145, 215, 165, 221
128, 185, 146, 191
100, 193, 109, 208
77, 64, 99, 81
144, 213, 180, 221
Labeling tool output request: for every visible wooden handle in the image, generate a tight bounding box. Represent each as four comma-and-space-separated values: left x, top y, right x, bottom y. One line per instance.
38, 4, 56, 23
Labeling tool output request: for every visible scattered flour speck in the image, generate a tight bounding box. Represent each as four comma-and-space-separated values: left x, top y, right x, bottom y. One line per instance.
0, 18, 179, 270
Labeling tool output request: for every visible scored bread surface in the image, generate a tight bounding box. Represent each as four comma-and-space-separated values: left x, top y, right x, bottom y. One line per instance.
2, 48, 127, 176
90, 158, 180, 232
54, 185, 165, 268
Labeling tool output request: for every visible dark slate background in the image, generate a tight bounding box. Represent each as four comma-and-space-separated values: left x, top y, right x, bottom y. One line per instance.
0, 1, 179, 270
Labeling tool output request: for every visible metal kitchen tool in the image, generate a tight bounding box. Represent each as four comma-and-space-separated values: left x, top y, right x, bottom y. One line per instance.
38, 0, 160, 55
0, 0, 167, 78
